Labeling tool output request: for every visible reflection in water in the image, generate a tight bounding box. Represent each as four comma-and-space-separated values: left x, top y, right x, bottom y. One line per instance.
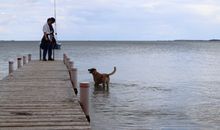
93, 86, 109, 94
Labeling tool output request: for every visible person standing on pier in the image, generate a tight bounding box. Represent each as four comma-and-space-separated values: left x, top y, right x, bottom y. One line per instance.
41, 17, 56, 61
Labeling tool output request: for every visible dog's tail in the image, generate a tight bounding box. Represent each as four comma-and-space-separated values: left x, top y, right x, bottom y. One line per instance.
108, 66, 116, 76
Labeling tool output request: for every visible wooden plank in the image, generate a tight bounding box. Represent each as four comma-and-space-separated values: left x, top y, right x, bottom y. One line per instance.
0, 122, 89, 127
0, 111, 84, 116
0, 60, 90, 130
0, 126, 91, 130
0, 118, 88, 122
0, 108, 82, 112
0, 106, 81, 109
0, 102, 80, 106
0, 115, 86, 119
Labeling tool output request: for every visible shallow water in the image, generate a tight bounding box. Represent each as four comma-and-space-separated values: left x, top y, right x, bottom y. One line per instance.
0, 41, 220, 130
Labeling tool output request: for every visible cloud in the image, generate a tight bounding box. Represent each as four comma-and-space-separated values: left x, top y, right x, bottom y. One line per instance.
0, 0, 220, 40
0, 26, 8, 33
185, 3, 220, 23
188, 5, 219, 16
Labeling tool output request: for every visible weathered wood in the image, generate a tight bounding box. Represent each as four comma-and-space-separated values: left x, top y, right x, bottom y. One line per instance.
0, 115, 86, 119
0, 122, 89, 127
0, 126, 91, 130
0, 60, 90, 130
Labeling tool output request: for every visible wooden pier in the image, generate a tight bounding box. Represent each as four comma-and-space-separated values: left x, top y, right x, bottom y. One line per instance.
0, 59, 91, 130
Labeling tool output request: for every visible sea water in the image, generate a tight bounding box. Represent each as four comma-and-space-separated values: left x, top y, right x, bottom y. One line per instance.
0, 41, 219, 130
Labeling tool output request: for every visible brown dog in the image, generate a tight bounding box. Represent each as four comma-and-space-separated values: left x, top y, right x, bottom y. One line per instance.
88, 67, 116, 88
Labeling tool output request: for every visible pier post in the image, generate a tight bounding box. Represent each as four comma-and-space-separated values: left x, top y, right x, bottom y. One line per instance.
63, 54, 67, 64
17, 58, 22, 69
70, 68, 78, 95
69, 61, 74, 69
80, 82, 90, 122
23, 56, 27, 65
9, 61, 14, 74
66, 58, 70, 69
64, 55, 68, 65
28, 54, 31, 62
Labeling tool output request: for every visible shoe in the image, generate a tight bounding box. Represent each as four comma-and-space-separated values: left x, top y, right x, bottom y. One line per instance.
48, 58, 54, 61
43, 59, 47, 61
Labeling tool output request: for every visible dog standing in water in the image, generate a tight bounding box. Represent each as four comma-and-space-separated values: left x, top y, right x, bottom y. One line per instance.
88, 67, 116, 88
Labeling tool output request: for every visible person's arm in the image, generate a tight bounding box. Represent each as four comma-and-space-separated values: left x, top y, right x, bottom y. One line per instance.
43, 24, 50, 41
44, 32, 49, 41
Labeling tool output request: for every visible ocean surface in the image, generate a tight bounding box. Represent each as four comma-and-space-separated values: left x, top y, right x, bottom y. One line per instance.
0, 41, 220, 130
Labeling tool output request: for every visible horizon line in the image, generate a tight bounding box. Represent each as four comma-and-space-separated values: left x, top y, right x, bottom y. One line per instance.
0, 39, 220, 42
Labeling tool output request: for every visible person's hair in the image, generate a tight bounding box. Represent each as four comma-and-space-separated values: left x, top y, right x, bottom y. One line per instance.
47, 17, 55, 23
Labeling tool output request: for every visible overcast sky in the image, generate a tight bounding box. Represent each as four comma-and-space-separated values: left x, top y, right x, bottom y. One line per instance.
0, 0, 220, 40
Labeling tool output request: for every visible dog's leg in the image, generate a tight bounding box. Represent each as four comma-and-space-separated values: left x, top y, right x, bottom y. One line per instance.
94, 83, 99, 88
102, 83, 106, 89
106, 78, 109, 90
106, 81, 109, 88
106, 82, 109, 91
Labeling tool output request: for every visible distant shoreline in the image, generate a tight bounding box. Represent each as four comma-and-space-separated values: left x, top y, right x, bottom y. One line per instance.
0, 39, 220, 42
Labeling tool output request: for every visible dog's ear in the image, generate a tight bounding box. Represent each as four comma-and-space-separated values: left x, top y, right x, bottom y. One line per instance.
88, 68, 96, 73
